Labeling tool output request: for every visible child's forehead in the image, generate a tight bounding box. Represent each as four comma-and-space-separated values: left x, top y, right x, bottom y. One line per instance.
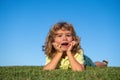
55, 29, 72, 34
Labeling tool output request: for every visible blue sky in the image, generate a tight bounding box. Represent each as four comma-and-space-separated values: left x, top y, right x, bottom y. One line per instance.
0, 0, 120, 67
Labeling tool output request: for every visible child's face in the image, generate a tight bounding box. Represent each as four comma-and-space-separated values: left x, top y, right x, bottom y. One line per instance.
53, 29, 73, 51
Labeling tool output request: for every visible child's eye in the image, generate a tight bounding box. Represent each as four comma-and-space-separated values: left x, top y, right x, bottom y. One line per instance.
57, 35, 62, 37
66, 34, 72, 37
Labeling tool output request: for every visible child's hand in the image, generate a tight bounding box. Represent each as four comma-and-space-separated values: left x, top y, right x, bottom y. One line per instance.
67, 41, 77, 52
52, 42, 63, 53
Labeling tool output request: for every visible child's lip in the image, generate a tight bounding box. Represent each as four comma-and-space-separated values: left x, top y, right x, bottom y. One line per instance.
61, 42, 69, 45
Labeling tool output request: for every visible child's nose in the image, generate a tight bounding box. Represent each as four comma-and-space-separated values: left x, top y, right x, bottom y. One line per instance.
62, 36, 67, 40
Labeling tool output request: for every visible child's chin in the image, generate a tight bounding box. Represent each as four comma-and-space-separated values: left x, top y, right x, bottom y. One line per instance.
61, 48, 68, 51
62, 50, 67, 52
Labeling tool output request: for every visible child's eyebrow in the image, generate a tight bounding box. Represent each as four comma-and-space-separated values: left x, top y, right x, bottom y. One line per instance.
55, 33, 62, 35
66, 33, 72, 34
55, 33, 72, 35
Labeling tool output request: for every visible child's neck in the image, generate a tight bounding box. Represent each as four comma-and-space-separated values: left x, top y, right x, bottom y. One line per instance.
62, 52, 67, 58
61, 51, 75, 58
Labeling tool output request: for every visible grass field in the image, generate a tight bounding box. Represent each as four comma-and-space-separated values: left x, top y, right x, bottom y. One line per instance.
0, 66, 120, 80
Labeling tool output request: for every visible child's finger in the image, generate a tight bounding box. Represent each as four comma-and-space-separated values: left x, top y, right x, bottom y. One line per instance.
58, 45, 61, 48
53, 42, 61, 50
72, 41, 77, 46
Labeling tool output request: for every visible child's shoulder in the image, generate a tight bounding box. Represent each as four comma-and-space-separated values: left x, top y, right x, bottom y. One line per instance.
77, 49, 84, 54
74, 49, 84, 57
74, 49, 84, 58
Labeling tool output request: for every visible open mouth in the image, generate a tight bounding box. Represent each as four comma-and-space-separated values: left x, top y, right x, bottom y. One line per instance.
61, 42, 69, 46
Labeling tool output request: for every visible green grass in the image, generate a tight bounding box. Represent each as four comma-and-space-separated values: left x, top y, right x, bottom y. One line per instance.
0, 66, 120, 80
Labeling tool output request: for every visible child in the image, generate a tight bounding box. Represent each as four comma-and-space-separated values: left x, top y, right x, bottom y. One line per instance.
43, 22, 108, 71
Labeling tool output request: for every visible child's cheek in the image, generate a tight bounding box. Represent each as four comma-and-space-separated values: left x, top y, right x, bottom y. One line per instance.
54, 41, 61, 45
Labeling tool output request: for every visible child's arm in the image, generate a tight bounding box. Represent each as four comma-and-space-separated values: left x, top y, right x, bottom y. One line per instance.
43, 52, 63, 70
67, 41, 84, 71
67, 51, 84, 71
43, 42, 63, 70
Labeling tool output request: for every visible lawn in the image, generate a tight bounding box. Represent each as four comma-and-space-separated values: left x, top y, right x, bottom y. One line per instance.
0, 66, 120, 80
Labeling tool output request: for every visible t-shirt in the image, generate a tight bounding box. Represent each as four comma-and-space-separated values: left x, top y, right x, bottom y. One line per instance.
45, 49, 84, 69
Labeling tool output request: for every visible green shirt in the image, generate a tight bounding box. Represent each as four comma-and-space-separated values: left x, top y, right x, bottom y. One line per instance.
45, 49, 84, 70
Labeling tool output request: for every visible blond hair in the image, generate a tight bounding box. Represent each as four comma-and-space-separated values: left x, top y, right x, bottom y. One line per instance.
43, 22, 81, 58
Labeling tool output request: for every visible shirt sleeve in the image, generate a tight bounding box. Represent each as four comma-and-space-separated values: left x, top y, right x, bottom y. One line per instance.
45, 55, 51, 65
74, 49, 84, 64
